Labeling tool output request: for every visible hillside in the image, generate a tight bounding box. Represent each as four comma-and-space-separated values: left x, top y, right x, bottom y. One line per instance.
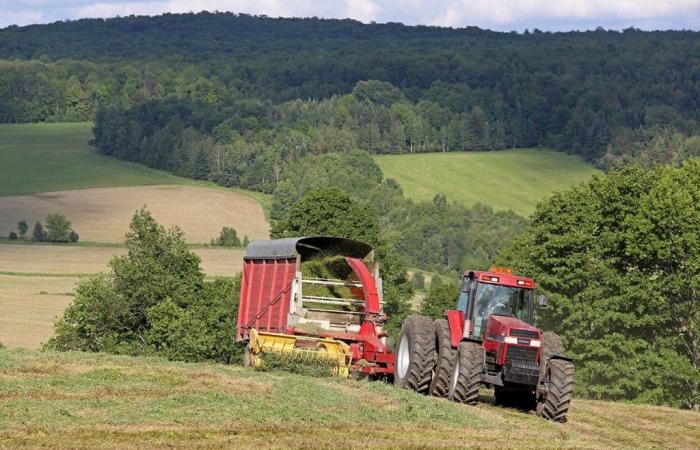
0, 122, 184, 196
3, 13, 700, 168
0, 122, 268, 350
375, 149, 601, 216
0, 349, 697, 449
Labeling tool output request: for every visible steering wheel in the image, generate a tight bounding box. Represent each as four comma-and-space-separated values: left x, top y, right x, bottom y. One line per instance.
490, 302, 512, 316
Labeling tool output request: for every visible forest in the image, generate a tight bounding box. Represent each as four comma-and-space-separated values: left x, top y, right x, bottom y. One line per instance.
2, 12, 700, 168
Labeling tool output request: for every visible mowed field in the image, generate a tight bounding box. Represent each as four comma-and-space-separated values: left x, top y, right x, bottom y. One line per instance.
0, 185, 269, 243
0, 349, 698, 449
0, 122, 269, 350
0, 244, 245, 350
375, 149, 601, 216
0, 122, 186, 196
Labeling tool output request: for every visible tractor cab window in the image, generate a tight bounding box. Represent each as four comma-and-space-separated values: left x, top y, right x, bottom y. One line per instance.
472, 283, 533, 338
456, 277, 472, 313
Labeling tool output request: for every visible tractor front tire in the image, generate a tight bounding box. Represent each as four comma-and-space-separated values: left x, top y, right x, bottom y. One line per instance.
394, 315, 436, 393
429, 319, 458, 398
537, 359, 575, 422
448, 342, 484, 405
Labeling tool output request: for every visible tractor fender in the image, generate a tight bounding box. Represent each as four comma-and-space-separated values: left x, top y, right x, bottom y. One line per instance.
445, 309, 465, 348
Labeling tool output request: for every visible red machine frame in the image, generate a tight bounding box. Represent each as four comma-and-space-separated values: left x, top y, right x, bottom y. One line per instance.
236, 237, 394, 376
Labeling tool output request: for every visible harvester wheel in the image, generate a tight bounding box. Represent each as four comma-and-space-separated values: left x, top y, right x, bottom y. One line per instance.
448, 342, 484, 405
394, 315, 436, 393
429, 319, 458, 398
243, 344, 253, 368
537, 359, 575, 422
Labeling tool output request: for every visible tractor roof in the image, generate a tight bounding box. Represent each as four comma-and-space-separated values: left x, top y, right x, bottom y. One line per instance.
464, 269, 536, 289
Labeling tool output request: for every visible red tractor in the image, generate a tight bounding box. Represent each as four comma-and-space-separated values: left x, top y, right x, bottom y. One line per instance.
394, 267, 575, 422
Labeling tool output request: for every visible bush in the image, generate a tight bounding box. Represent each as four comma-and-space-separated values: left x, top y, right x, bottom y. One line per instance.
45, 213, 72, 242
8, 231, 17, 240
47, 208, 243, 363
69, 231, 79, 243
32, 222, 44, 241
213, 226, 241, 247
17, 221, 28, 238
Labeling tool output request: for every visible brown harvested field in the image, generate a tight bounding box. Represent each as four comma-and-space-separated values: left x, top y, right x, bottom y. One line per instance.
0, 275, 77, 349
0, 184, 269, 243
0, 244, 245, 349
0, 244, 244, 277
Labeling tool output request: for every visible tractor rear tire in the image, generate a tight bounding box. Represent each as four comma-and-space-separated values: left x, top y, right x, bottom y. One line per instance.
448, 342, 484, 405
538, 359, 575, 422
429, 319, 458, 398
394, 315, 436, 393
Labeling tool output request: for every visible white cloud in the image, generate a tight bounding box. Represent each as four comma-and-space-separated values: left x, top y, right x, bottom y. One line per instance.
0, 0, 699, 29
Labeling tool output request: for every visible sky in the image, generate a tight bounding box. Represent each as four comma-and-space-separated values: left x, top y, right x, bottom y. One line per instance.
1, 0, 699, 31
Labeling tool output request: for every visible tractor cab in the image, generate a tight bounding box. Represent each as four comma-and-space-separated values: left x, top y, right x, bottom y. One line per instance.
456, 267, 537, 340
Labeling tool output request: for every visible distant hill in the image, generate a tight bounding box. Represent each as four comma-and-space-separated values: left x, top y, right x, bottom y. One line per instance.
375, 149, 600, 216
2, 13, 700, 166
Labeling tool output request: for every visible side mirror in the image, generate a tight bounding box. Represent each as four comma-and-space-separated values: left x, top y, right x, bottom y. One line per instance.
538, 294, 548, 307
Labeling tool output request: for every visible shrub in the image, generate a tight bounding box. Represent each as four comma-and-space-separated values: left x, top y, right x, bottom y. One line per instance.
47, 208, 243, 363
69, 231, 79, 243
8, 231, 17, 240
32, 222, 44, 241
45, 213, 72, 242
214, 226, 241, 247
17, 221, 28, 238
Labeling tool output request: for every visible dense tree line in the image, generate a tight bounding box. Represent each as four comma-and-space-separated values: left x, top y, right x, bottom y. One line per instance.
3, 13, 700, 166
498, 161, 700, 409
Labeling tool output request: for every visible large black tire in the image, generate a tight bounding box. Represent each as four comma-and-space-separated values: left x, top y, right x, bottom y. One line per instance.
448, 342, 484, 405
540, 331, 565, 377
429, 319, 458, 398
394, 315, 436, 393
538, 359, 575, 422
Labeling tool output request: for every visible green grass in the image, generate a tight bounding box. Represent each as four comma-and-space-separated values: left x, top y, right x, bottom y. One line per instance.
0, 349, 697, 449
0, 122, 188, 196
375, 149, 601, 216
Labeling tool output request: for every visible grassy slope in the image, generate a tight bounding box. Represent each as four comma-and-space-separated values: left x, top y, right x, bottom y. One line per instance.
375, 149, 601, 216
0, 122, 187, 196
0, 349, 697, 449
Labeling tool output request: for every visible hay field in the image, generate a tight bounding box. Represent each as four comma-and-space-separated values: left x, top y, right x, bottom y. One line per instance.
1, 349, 698, 449
0, 244, 244, 349
0, 185, 269, 244
0, 244, 244, 277
375, 149, 601, 216
0, 122, 184, 196
0, 275, 76, 349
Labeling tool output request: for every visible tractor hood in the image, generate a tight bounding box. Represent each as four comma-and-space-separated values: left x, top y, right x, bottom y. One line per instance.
487, 314, 540, 338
